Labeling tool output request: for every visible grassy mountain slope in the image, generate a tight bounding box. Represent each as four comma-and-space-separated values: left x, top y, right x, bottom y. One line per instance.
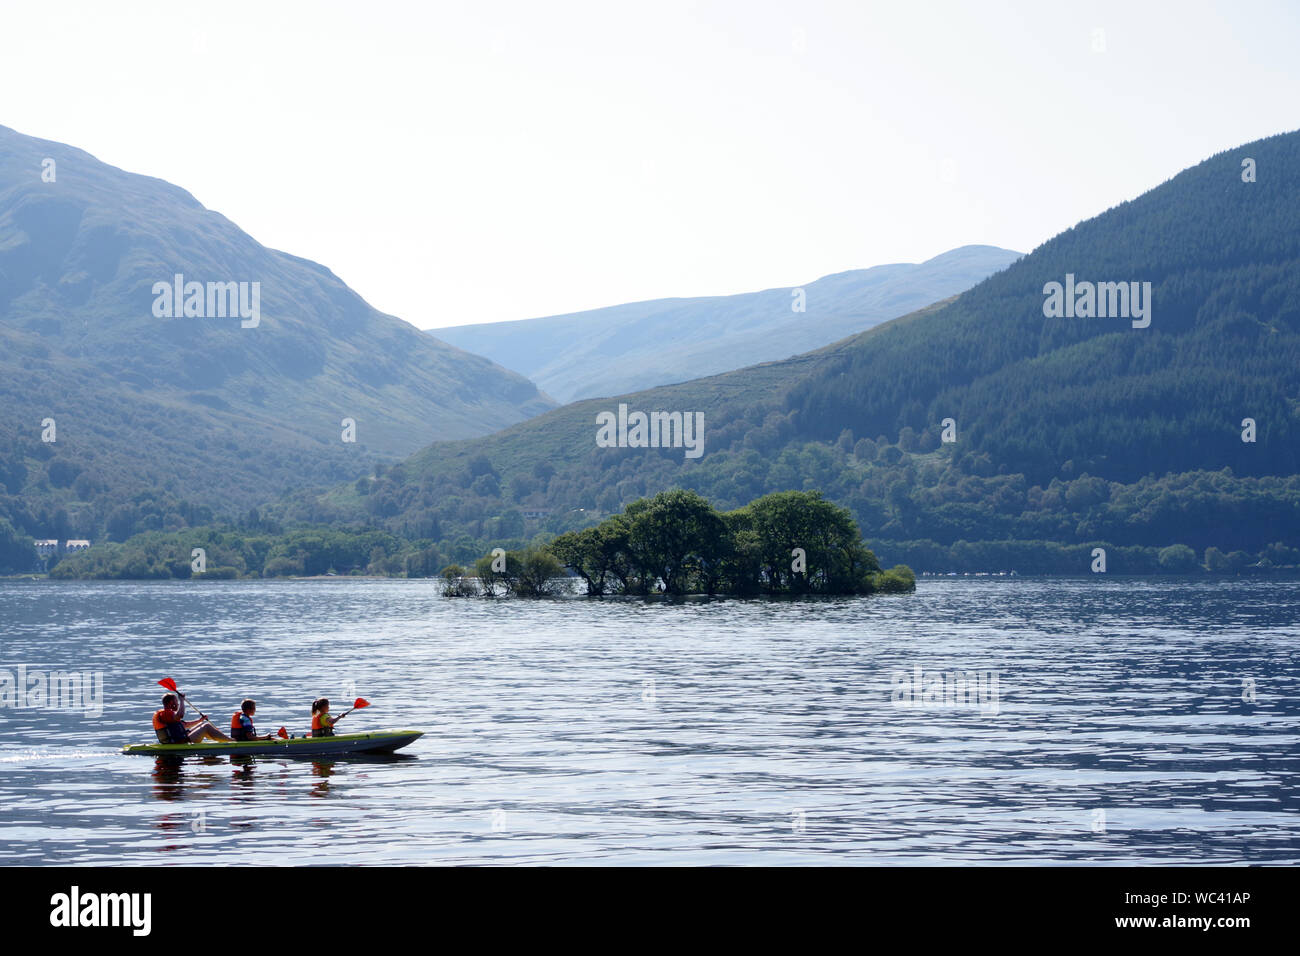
433, 245, 1020, 402
0, 124, 553, 539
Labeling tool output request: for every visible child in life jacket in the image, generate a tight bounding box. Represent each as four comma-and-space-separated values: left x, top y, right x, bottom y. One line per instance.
311, 698, 336, 737
229, 699, 274, 741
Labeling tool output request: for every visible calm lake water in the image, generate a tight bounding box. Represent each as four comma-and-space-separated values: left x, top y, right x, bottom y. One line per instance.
0, 578, 1296, 865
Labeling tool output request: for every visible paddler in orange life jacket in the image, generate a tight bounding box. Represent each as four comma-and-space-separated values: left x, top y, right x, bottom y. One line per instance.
311, 698, 336, 737
230, 698, 274, 741
152, 693, 232, 745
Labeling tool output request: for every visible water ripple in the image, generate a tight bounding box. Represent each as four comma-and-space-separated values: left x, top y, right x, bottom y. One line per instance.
0, 577, 1296, 864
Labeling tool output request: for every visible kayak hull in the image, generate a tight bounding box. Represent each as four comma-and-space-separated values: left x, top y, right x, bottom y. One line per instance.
121, 729, 423, 758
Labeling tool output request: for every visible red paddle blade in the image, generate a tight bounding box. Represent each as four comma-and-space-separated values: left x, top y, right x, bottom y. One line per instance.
157, 677, 178, 692
353, 698, 371, 709
277, 727, 288, 739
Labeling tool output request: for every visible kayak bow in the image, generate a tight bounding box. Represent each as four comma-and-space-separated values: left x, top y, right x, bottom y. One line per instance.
122, 729, 423, 757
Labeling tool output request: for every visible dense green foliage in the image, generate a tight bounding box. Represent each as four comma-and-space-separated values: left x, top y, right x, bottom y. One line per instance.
462, 545, 567, 597
0, 516, 34, 573
544, 489, 908, 596
39, 490, 921, 596
262, 428, 1300, 575
35, 485, 1297, 580
45, 526, 448, 580
876, 538, 1299, 575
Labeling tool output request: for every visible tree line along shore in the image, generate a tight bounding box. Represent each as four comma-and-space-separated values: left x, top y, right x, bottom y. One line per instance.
8, 484, 1296, 585
21, 490, 915, 596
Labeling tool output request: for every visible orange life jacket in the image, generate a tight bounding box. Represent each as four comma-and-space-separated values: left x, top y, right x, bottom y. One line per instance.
312, 712, 333, 736
231, 710, 254, 740
153, 709, 187, 744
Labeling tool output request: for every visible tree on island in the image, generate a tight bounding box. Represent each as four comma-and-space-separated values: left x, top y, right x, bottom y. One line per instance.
474, 489, 916, 598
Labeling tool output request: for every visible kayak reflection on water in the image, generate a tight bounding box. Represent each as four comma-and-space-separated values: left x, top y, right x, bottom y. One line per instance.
230, 754, 258, 785
150, 755, 185, 800
145, 752, 418, 801
311, 760, 334, 797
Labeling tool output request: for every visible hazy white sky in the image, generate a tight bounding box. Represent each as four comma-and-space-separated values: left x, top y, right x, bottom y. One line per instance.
2, 1, 1297, 329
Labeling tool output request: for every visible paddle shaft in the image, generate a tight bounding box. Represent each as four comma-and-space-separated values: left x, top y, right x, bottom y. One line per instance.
319, 701, 368, 730
178, 692, 210, 722
158, 680, 210, 721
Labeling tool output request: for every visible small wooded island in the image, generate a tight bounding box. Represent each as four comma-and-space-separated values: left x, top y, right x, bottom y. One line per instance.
442, 489, 916, 598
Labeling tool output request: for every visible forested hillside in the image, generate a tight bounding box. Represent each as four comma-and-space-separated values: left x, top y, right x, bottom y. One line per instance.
0, 123, 553, 557
249, 132, 1300, 573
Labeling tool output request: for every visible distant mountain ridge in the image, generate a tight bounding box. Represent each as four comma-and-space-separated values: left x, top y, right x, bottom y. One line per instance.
0, 123, 553, 540
432, 244, 1021, 402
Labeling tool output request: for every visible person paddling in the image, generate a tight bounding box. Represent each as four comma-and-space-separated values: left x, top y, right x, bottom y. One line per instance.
311, 697, 336, 737
229, 699, 275, 741
153, 692, 232, 745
